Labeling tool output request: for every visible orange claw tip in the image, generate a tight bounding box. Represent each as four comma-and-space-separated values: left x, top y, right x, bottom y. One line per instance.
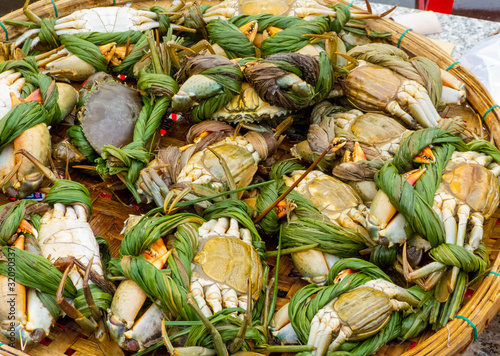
17, 219, 37, 237
276, 200, 287, 219
334, 268, 357, 283
193, 131, 211, 143
403, 168, 427, 186
10, 92, 23, 107
12, 234, 25, 250
11, 88, 43, 107
25, 88, 43, 103
413, 146, 436, 164
353, 142, 367, 162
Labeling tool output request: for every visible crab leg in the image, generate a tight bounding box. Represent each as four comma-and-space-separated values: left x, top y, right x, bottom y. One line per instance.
122, 303, 165, 351
466, 213, 484, 252
56, 264, 98, 332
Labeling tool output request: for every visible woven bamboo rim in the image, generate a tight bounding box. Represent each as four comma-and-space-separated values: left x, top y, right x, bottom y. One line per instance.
1, 1, 500, 355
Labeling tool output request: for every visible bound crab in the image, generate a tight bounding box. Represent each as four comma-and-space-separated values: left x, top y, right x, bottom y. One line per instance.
136, 121, 281, 207
332, 44, 466, 129
202, 0, 389, 21
407, 150, 500, 289
191, 214, 264, 316
271, 267, 419, 355
0, 70, 77, 199
107, 215, 181, 351
13, 1, 192, 49
54, 72, 144, 164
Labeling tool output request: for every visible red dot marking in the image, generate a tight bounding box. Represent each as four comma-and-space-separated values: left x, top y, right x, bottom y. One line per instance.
100, 193, 112, 200
132, 204, 140, 210
410, 341, 417, 349
465, 289, 474, 298
118, 74, 126, 80
55, 322, 66, 330
40, 337, 52, 346
171, 113, 178, 121
160, 129, 167, 136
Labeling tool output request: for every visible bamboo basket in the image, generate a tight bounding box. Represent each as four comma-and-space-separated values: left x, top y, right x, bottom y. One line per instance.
1, 0, 500, 355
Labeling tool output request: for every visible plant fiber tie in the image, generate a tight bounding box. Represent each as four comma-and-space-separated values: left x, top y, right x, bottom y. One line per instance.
486, 271, 500, 278
397, 28, 412, 48
456, 315, 477, 342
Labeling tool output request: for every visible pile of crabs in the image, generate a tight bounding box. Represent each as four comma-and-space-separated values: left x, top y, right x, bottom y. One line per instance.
0, 0, 498, 355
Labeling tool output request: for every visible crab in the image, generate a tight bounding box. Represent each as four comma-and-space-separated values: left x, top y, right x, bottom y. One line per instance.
0, 71, 47, 199
136, 121, 278, 207
67, 72, 143, 159
307, 279, 418, 355
190, 217, 263, 316
212, 82, 289, 123
271, 277, 419, 354
281, 169, 376, 284
107, 217, 171, 352
283, 170, 370, 238
201, 0, 384, 21
0, 69, 78, 199
0, 219, 55, 348
407, 151, 500, 289
14, 3, 190, 49
35, 43, 131, 82
331, 61, 442, 129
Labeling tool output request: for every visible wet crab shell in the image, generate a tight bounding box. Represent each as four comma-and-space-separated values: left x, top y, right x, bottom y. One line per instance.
441, 163, 500, 219
349, 113, 407, 147
77, 73, 143, 154
193, 237, 263, 299
343, 64, 403, 114
178, 137, 259, 188
334, 287, 392, 340
212, 83, 289, 123
284, 171, 363, 215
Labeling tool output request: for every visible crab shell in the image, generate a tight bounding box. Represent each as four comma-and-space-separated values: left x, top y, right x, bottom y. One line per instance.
344, 64, 403, 114
212, 83, 289, 123
441, 163, 500, 219
0, 123, 51, 198
78, 73, 143, 154
177, 136, 260, 188
284, 170, 363, 218
333, 287, 392, 340
348, 113, 407, 149
193, 237, 263, 300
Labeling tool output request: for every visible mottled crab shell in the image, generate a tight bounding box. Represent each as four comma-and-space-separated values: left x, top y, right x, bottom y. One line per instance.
194, 237, 263, 299
213, 83, 288, 123
285, 171, 363, 214
344, 64, 402, 113
442, 164, 500, 219
181, 138, 259, 187
350, 113, 407, 146
78, 73, 143, 154
333, 287, 392, 340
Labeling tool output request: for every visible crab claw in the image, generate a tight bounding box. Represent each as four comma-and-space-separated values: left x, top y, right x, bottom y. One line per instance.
17, 219, 38, 238
10, 88, 43, 107
238, 20, 258, 42
367, 168, 426, 240
333, 269, 357, 283
413, 146, 436, 164
352, 142, 367, 161
403, 168, 427, 186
